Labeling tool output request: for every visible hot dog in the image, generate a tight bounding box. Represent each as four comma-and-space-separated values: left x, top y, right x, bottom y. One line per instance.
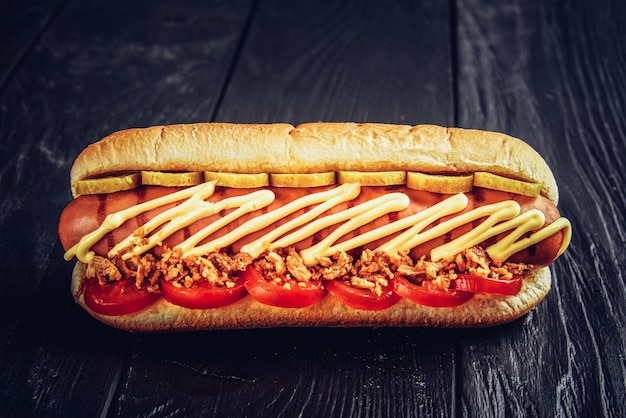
58, 122, 571, 331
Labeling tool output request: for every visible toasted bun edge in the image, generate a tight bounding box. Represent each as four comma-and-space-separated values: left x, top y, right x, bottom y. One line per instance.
69, 123, 559, 203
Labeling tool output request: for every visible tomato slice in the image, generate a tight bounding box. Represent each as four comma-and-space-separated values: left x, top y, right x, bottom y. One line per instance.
241, 265, 325, 308
83, 278, 160, 316
393, 275, 473, 307
451, 274, 522, 295
161, 279, 247, 309
324, 278, 400, 311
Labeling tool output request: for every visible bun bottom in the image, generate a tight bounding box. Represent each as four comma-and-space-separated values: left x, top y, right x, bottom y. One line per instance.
71, 262, 551, 332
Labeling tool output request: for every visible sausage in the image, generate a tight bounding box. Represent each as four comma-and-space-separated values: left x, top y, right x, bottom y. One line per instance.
58, 185, 564, 267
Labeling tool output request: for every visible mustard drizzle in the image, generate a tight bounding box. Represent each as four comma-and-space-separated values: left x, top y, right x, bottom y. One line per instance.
65, 183, 571, 266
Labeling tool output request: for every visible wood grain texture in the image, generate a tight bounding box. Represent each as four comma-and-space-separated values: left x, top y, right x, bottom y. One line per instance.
0, 0, 66, 90
456, 0, 626, 416
215, 0, 453, 126
0, 0, 253, 416
112, 329, 458, 417
0, 0, 624, 416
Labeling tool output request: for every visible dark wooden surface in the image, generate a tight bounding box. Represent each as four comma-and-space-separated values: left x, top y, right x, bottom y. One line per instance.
1, 0, 624, 416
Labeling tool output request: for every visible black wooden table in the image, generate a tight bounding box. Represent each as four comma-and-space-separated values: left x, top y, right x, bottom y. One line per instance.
1, 1, 624, 416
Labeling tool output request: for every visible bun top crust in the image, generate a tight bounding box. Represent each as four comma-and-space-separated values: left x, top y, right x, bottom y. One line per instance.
70, 122, 559, 203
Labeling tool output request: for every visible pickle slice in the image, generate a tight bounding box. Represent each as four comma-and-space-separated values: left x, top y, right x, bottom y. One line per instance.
473, 172, 542, 197
407, 172, 474, 194
204, 172, 269, 188
140, 171, 204, 187
337, 171, 406, 186
270, 172, 336, 187
74, 173, 140, 195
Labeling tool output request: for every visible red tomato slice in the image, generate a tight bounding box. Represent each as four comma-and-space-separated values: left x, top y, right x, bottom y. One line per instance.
393, 275, 473, 307
161, 279, 247, 309
83, 278, 160, 316
324, 278, 400, 311
241, 265, 325, 308
451, 274, 522, 295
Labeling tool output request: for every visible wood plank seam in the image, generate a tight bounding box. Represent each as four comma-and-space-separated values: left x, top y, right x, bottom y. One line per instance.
0, 0, 69, 95
210, 0, 261, 122
449, 0, 460, 127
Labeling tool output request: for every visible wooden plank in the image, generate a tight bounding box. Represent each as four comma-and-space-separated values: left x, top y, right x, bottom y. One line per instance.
112, 1, 457, 417
115, 328, 459, 417
455, 0, 626, 415
0, 0, 65, 89
215, 0, 453, 126
0, 1, 252, 416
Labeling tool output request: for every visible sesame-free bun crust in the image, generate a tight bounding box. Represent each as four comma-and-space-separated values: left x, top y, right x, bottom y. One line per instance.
70, 123, 559, 203
67, 122, 560, 331
71, 262, 551, 332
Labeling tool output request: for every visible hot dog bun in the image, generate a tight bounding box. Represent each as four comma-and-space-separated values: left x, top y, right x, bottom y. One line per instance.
70, 123, 559, 203
63, 122, 569, 332
71, 261, 551, 331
